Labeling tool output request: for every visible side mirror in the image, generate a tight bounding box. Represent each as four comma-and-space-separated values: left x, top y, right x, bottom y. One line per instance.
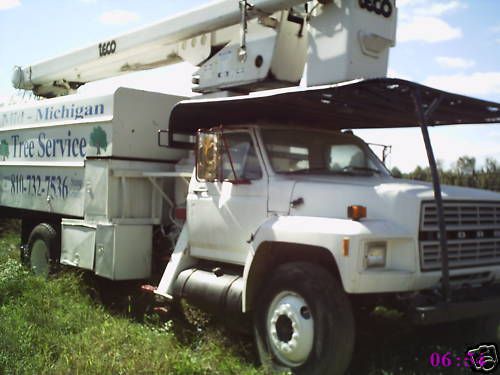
196, 131, 221, 182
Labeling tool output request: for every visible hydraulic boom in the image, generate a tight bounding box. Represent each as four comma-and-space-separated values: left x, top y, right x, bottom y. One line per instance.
12, 0, 397, 97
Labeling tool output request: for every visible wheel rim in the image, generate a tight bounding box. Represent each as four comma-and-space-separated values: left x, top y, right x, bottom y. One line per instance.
30, 239, 50, 276
266, 291, 314, 367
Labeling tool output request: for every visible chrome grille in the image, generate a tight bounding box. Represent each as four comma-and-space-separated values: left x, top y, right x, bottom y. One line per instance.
419, 201, 500, 271
421, 201, 500, 230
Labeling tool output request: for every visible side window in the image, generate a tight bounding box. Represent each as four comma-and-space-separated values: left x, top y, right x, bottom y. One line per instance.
266, 144, 310, 173
328, 144, 366, 171
221, 132, 263, 180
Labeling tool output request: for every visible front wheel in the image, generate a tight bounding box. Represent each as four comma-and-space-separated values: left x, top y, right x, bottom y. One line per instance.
253, 262, 355, 375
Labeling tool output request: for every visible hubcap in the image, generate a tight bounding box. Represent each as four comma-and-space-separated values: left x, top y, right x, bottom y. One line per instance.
266, 291, 314, 367
30, 239, 50, 277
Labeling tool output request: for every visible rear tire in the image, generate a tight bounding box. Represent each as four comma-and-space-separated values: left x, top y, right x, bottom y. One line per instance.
253, 262, 355, 375
26, 223, 60, 277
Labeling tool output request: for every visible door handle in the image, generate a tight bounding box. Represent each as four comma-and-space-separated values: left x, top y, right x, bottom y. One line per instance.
193, 187, 208, 194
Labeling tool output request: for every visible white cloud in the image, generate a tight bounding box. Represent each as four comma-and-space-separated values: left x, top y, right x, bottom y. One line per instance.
398, 0, 465, 18
413, 1, 466, 17
398, 16, 462, 43
397, 0, 427, 8
397, 0, 466, 38
387, 68, 412, 81
0, 0, 20, 11
398, 0, 465, 13
424, 72, 500, 96
99, 10, 139, 25
435, 56, 475, 69
491, 25, 500, 33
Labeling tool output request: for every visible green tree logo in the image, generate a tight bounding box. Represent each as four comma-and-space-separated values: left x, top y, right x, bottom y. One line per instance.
89, 126, 108, 155
0, 139, 9, 161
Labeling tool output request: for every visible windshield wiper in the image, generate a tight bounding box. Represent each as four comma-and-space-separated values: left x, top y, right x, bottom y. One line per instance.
342, 166, 382, 175
282, 167, 329, 175
282, 166, 382, 176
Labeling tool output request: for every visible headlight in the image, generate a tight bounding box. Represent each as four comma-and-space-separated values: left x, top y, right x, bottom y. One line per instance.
365, 242, 387, 268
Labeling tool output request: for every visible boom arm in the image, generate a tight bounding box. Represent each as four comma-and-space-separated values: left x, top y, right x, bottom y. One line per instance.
11, 0, 306, 97
12, 0, 397, 97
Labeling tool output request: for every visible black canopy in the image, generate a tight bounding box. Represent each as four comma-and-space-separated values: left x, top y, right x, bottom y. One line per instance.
169, 78, 500, 134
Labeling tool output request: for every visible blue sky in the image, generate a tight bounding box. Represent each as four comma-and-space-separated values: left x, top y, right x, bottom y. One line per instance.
1, 0, 499, 172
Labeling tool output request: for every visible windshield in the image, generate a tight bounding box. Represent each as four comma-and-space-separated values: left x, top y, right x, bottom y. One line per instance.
260, 128, 389, 176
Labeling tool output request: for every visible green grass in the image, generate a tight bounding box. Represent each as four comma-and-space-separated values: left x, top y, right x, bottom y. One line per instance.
0, 220, 488, 374
0, 220, 262, 375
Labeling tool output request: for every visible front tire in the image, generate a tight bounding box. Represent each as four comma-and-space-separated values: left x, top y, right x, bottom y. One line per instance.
26, 223, 60, 277
253, 262, 355, 375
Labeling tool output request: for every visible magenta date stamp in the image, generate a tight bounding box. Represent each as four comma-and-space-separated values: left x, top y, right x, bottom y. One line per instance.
429, 343, 498, 373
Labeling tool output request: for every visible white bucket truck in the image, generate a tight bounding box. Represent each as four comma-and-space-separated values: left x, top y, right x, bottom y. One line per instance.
3, 0, 500, 373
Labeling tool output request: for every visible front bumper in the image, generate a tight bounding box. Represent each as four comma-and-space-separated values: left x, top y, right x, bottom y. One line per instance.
410, 284, 500, 325
350, 265, 500, 294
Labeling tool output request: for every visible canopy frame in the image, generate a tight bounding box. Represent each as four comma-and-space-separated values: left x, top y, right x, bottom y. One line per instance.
412, 89, 451, 302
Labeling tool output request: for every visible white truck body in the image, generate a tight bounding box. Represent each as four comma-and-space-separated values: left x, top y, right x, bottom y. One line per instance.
0, 88, 190, 279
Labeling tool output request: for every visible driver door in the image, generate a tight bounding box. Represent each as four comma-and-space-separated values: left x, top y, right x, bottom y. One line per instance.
187, 129, 268, 265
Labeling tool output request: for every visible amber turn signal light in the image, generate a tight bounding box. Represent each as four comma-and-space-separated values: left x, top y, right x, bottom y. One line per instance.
347, 205, 367, 221
342, 237, 350, 256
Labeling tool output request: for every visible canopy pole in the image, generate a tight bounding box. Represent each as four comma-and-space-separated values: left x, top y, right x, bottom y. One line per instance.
412, 89, 451, 303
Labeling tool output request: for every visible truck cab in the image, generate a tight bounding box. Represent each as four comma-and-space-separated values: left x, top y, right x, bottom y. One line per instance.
188, 125, 390, 266
188, 122, 500, 302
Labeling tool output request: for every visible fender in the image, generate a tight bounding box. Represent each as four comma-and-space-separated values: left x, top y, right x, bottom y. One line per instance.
241, 215, 412, 312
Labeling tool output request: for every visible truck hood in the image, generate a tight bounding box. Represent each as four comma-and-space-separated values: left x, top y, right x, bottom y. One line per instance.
285, 176, 500, 234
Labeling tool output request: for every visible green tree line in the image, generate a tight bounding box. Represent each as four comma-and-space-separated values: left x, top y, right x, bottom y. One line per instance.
391, 156, 500, 192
